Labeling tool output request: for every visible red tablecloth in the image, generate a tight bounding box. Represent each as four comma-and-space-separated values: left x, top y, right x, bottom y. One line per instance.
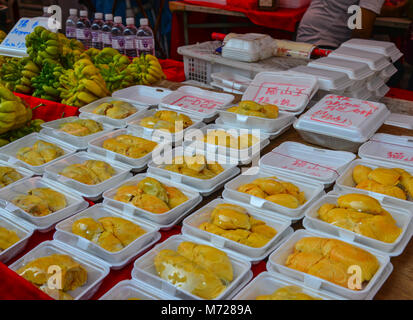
1, 84, 412, 300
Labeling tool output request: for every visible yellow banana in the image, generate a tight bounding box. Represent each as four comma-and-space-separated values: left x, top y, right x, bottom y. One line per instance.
77, 91, 99, 104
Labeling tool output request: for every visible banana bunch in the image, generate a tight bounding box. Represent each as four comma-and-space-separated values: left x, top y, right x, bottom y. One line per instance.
26, 26, 61, 66
0, 84, 33, 135
0, 30, 6, 43
0, 119, 44, 146
59, 58, 110, 107
128, 54, 166, 86
0, 57, 40, 94
58, 33, 85, 69
32, 62, 64, 101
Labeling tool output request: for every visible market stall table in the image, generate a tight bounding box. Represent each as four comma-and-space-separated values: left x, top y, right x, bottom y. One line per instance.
2, 81, 413, 300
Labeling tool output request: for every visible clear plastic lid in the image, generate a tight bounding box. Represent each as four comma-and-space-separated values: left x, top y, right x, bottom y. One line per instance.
308, 57, 374, 80
294, 95, 390, 143
160, 85, 235, 119
259, 142, 356, 187
242, 71, 319, 114
358, 133, 413, 168
341, 38, 403, 63
289, 65, 352, 91
329, 47, 391, 71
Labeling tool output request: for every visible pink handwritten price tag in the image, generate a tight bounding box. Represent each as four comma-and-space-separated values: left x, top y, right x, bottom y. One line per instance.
310, 95, 378, 127
251, 82, 312, 110
387, 152, 413, 162
171, 95, 221, 114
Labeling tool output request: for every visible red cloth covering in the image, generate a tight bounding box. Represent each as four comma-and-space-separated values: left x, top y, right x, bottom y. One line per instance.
159, 59, 186, 82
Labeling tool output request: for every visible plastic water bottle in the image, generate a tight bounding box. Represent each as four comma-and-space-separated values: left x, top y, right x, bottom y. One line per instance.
102, 14, 114, 48
123, 17, 138, 57
111, 16, 125, 54
76, 10, 92, 49
65, 8, 78, 40
91, 12, 104, 50
136, 18, 155, 57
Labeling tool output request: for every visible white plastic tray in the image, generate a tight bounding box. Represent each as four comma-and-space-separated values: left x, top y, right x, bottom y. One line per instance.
341, 38, 403, 63
329, 47, 391, 72
0, 176, 89, 233
54, 204, 161, 269
102, 173, 202, 230
9, 240, 110, 300
223, 168, 325, 221
112, 85, 172, 106
0, 133, 77, 174
132, 234, 253, 300
266, 229, 392, 300
126, 107, 205, 146
294, 95, 390, 152
40, 117, 115, 150
148, 146, 241, 196
43, 152, 133, 202
259, 142, 356, 188
242, 71, 319, 115
303, 190, 412, 256
87, 128, 170, 172
182, 124, 270, 165
79, 97, 149, 128
99, 279, 177, 300
182, 198, 293, 263
160, 86, 235, 123
0, 159, 34, 190
0, 209, 34, 263
359, 133, 413, 168
336, 158, 413, 207
233, 271, 345, 300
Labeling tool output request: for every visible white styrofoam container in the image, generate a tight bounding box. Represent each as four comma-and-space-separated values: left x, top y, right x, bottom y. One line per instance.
233, 272, 345, 300
367, 77, 385, 92
266, 229, 392, 300
126, 107, 205, 146
359, 133, 413, 168
218, 105, 296, 133
215, 116, 294, 140
132, 234, 253, 300
336, 158, 413, 208
182, 198, 293, 263
0, 209, 35, 263
289, 65, 352, 92
0, 159, 34, 190
112, 85, 172, 106
0, 133, 77, 174
40, 117, 115, 150
303, 190, 413, 256
54, 204, 161, 269
308, 57, 374, 81
160, 86, 235, 123
87, 128, 170, 172
242, 71, 319, 115
9, 240, 110, 300
79, 97, 149, 128
343, 84, 372, 100
293, 95, 391, 152
374, 84, 390, 99
102, 173, 202, 230
278, 0, 311, 8
223, 168, 325, 221
148, 146, 241, 196
0, 177, 89, 233
211, 72, 252, 92
259, 142, 356, 188
329, 47, 391, 72
99, 279, 178, 300
341, 38, 403, 63
222, 33, 276, 63
43, 152, 133, 202
182, 124, 270, 165
384, 113, 413, 130
380, 64, 397, 81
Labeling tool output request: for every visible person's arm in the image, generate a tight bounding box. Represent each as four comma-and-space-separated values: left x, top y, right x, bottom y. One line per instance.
352, 7, 378, 39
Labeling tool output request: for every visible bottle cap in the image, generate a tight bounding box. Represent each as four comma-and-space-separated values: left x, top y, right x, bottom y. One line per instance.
95, 12, 103, 20
80, 10, 88, 17
140, 18, 148, 26
114, 16, 122, 24
105, 14, 113, 21
69, 8, 78, 16
126, 17, 135, 26
43, 7, 48, 13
